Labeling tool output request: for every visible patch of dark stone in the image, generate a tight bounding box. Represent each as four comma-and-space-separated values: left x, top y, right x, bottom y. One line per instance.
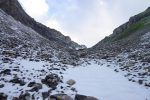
138, 80, 143, 85
2, 57, 13, 63
0, 69, 11, 75
27, 82, 42, 92
18, 92, 31, 100
0, 84, 4, 88
41, 73, 62, 89
0, 93, 7, 100
42, 92, 49, 100
9, 78, 26, 86
75, 94, 99, 100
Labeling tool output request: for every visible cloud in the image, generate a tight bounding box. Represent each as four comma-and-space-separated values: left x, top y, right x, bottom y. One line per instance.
46, 18, 69, 36
18, 0, 150, 47
18, 0, 49, 22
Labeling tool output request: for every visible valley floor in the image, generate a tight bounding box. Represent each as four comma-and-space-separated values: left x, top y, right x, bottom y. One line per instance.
64, 61, 150, 100
0, 59, 150, 100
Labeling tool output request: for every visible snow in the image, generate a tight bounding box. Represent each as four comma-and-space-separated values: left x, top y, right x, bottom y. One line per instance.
63, 61, 150, 100
0, 57, 150, 100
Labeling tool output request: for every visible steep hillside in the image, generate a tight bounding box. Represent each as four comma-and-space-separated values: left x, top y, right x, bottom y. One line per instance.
0, 0, 82, 49
88, 7, 150, 88
89, 7, 150, 59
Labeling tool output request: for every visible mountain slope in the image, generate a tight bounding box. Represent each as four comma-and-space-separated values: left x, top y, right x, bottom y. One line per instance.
88, 7, 150, 88
89, 7, 150, 59
0, 0, 82, 49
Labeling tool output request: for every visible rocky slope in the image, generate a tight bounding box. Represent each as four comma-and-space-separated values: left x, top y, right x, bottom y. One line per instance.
88, 7, 150, 88
0, 0, 150, 99
0, 0, 83, 50
89, 7, 150, 58
0, 0, 91, 100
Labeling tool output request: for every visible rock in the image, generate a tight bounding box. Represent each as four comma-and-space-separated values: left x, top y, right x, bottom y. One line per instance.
0, 93, 7, 100
2, 58, 12, 63
75, 94, 87, 100
12, 97, 19, 100
66, 79, 76, 86
41, 73, 61, 89
86, 96, 99, 100
42, 92, 49, 100
138, 80, 143, 85
50, 94, 73, 100
0, 69, 11, 75
75, 94, 98, 100
30, 83, 42, 92
0, 84, 4, 88
19, 92, 31, 100
10, 78, 26, 86
27, 82, 36, 87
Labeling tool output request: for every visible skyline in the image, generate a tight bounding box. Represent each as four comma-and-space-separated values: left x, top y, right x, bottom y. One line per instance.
18, 0, 150, 47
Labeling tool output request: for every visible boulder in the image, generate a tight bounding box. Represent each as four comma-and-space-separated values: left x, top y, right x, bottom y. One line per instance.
0, 84, 4, 88
42, 92, 49, 100
75, 94, 98, 100
66, 79, 76, 86
10, 78, 26, 86
27, 82, 36, 87
0, 93, 7, 100
19, 92, 31, 100
50, 94, 73, 100
0, 69, 11, 75
30, 83, 42, 92
41, 73, 61, 89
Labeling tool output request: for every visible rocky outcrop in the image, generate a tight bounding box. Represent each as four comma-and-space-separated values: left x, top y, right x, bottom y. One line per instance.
0, 0, 82, 49
113, 7, 150, 35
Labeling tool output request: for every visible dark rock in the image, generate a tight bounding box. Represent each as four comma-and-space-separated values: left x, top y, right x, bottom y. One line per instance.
0, 84, 4, 88
10, 78, 26, 86
145, 83, 150, 87
138, 80, 143, 85
12, 97, 19, 100
19, 92, 31, 100
0, 93, 7, 100
27, 82, 36, 87
75, 94, 98, 100
75, 94, 87, 100
42, 92, 49, 100
41, 73, 61, 89
30, 83, 42, 92
0, 69, 11, 75
2, 58, 12, 63
50, 94, 73, 100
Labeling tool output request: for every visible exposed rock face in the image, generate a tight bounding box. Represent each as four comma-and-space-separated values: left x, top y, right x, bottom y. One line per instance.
113, 7, 150, 35
0, 0, 82, 49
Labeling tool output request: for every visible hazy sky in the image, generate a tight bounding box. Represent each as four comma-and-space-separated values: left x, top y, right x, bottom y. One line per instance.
18, 0, 150, 47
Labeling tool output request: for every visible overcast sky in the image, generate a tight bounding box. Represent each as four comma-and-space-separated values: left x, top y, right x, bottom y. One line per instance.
18, 0, 150, 47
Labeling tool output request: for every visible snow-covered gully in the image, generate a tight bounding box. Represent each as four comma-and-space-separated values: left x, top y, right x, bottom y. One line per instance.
64, 61, 150, 100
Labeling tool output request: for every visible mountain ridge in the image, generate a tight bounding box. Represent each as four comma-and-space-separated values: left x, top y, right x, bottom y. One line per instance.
0, 0, 83, 50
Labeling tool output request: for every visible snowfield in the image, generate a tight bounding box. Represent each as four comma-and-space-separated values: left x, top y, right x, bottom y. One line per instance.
63, 61, 150, 100
0, 59, 150, 100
